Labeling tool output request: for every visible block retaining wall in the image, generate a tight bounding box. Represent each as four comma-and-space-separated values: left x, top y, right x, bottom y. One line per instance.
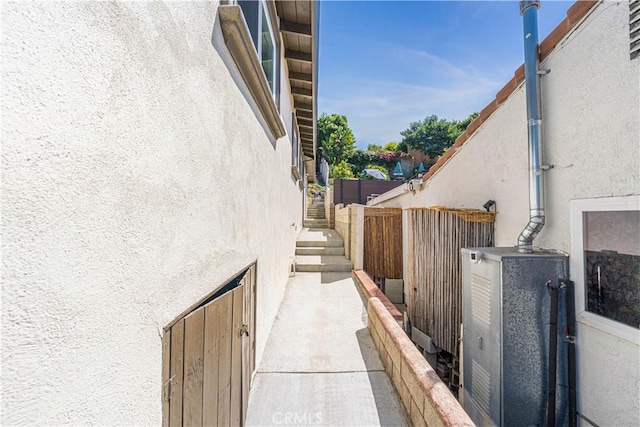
355, 267, 474, 427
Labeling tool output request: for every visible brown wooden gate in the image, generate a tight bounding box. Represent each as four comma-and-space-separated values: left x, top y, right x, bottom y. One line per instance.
162, 265, 256, 427
363, 207, 403, 279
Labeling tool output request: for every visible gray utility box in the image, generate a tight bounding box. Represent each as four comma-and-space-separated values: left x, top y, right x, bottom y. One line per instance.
461, 248, 569, 427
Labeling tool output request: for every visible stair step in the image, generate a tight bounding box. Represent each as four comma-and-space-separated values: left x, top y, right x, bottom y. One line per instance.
295, 246, 345, 256
304, 219, 328, 224
296, 239, 344, 248
296, 229, 345, 247
294, 255, 353, 272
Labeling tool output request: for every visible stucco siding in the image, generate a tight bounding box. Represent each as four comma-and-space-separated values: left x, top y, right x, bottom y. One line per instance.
2, 1, 302, 424
374, 2, 639, 425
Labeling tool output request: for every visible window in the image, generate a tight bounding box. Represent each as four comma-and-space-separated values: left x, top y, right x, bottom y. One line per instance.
570, 196, 640, 343
239, 0, 277, 95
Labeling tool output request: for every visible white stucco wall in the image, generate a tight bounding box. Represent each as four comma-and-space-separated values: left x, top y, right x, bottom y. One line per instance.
374, 2, 640, 425
2, 1, 304, 424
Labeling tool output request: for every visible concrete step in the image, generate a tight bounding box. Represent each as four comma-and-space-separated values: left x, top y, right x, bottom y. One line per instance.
306, 213, 326, 218
295, 246, 345, 256
295, 255, 353, 272
304, 219, 328, 228
296, 228, 345, 247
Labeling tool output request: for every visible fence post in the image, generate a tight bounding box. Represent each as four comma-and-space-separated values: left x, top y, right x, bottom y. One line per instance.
402, 209, 409, 303
354, 205, 364, 270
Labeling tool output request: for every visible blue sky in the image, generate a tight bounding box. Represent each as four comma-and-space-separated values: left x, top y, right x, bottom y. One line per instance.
318, 0, 572, 149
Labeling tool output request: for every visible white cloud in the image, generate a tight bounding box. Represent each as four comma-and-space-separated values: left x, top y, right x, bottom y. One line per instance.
318, 41, 513, 148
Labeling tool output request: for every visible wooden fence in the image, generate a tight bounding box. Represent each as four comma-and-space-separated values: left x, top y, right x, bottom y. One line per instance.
406, 207, 494, 356
334, 179, 403, 205
364, 207, 402, 279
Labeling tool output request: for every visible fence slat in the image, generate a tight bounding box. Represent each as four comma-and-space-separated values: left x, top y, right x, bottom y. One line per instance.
169, 319, 185, 427
406, 207, 494, 355
183, 308, 205, 427
363, 207, 402, 279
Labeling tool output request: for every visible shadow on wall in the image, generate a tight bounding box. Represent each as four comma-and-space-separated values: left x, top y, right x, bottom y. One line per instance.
355, 327, 410, 426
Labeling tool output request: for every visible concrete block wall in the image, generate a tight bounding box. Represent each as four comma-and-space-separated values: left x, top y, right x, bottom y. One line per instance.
324, 187, 335, 228
349, 207, 358, 265
352, 270, 402, 322
367, 297, 474, 427
349, 205, 364, 270
334, 204, 351, 257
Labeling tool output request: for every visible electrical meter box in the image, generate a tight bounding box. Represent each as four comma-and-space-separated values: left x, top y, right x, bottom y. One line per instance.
461, 247, 569, 427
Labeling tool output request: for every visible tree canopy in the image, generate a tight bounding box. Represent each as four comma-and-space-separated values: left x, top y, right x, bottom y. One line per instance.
317, 111, 478, 182
317, 113, 356, 166
400, 113, 478, 158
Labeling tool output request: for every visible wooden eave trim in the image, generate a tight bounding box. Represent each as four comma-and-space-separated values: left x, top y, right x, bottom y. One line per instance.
292, 86, 313, 97
297, 118, 313, 127
285, 49, 312, 63
289, 72, 313, 82
280, 19, 312, 37
219, 5, 286, 139
294, 101, 313, 112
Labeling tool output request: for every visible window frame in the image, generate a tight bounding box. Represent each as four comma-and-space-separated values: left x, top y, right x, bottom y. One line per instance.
238, 0, 279, 100
258, 0, 276, 97
570, 195, 640, 344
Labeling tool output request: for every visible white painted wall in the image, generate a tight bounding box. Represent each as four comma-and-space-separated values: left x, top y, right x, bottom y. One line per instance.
373, 2, 640, 425
2, 1, 303, 424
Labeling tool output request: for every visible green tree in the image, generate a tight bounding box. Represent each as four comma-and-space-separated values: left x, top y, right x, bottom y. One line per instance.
451, 112, 479, 134
330, 160, 354, 179
317, 113, 356, 165
348, 150, 375, 175
400, 113, 478, 158
382, 142, 399, 152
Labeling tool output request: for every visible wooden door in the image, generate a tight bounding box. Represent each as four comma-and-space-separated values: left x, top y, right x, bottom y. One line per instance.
162, 265, 256, 427
241, 266, 256, 423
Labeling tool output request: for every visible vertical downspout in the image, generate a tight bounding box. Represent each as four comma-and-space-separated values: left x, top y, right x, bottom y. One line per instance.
547, 281, 559, 427
518, 0, 545, 253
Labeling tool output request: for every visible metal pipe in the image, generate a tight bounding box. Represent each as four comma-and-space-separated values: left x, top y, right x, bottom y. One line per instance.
518, 0, 545, 253
563, 279, 578, 427
546, 281, 558, 427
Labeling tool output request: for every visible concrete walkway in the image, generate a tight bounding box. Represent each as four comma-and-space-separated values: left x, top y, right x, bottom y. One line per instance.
246, 271, 408, 426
